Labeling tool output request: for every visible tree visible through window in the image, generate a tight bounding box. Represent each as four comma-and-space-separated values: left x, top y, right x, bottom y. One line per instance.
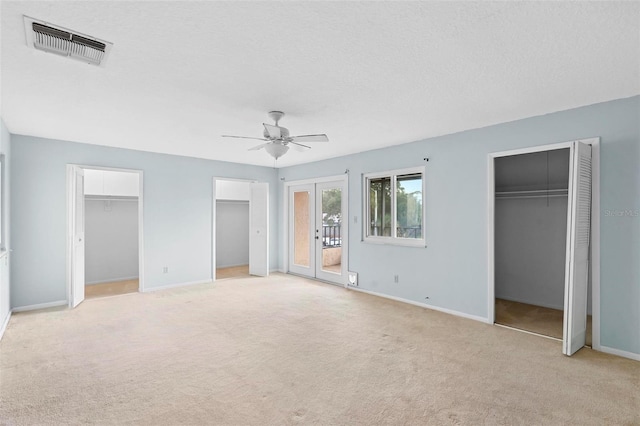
364, 167, 425, 246
396, 173, 423, 239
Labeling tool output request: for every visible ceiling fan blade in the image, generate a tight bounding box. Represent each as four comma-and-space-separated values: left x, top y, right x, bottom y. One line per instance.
263, 123, 281, 139
290, 134, 329, 143
248, 142, 271, 151
222, 135, 268, 141
289, 141, 311, 150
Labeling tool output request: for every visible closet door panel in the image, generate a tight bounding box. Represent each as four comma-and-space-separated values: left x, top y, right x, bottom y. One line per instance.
563, 142, 592, 356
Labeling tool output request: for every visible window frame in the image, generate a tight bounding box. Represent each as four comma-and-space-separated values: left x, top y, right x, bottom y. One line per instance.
363, 166, 426, 247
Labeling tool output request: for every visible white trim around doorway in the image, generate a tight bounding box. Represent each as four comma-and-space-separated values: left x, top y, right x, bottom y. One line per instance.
66, 165, 145, 305
486, 138, 600, 350
282, 174, 349, 286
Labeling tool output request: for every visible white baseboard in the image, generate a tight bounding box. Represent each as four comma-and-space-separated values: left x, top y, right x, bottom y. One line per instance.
0, 311, 11, 341
349, 286, 491, 324
86, 276, 139, 285
599, 345, 640, 362
12, 300, 68, 313
142, 279, 212, 293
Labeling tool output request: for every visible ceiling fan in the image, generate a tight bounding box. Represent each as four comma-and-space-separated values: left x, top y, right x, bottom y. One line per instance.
222, 111, 329, 160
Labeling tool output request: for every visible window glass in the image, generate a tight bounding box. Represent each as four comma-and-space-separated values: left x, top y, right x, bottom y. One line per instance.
396, 173, 423, 239
369, 176, 391, 237
364, 167, 425, 247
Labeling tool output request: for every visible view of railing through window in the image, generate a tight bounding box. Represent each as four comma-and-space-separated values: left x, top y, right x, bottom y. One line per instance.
368, 171, 423, 240
322, 225, 341, 247
322, 187, 342, 274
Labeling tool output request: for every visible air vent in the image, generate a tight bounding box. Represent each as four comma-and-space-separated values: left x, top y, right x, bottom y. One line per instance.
24, 16, 112, 67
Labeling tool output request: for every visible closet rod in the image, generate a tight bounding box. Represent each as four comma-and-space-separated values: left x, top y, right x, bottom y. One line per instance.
496, 189, 568, 199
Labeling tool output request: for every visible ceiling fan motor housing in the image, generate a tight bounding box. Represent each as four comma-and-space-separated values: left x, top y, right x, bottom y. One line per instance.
263, 126, 290, 139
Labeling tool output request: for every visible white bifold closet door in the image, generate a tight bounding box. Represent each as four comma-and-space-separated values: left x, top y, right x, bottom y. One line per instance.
70, 166, 86, 308
249, 182, 269, 277
563, 141, 592, 356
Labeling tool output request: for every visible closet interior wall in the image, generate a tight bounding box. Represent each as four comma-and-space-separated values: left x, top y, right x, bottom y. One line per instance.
84, 169, 140, 285
215, 180, 250, 270
494, 148, 591, 314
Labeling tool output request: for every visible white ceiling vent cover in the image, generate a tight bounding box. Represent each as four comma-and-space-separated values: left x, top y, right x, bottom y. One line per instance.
23, 16, 112, 67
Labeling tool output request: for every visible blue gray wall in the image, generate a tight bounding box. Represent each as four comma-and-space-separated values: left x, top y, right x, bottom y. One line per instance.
278, 96, 640, 356
0, 119, 11, 334
10, 137, 279, 307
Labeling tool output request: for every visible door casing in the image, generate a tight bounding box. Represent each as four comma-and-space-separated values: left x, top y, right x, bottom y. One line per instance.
487, 138, 600, 352
66, 165, 145, 306
283, 174, 349, 286
212, 177, 269, 280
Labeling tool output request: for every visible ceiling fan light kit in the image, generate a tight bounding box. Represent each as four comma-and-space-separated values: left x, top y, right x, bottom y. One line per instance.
222, 111, 329, 160
264, 143, 289, 159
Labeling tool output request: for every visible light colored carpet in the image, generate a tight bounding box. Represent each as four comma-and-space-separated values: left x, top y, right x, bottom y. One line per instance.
85, 279, 139, 299
1, 273, 638, 425
495, 298, 593, 346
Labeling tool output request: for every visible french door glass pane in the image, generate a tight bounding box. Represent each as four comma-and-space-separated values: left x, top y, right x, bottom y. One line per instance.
293, 191, 310, 267
396, 173, 422, 239
369, 177, 391, 236
321, 188, 342, 274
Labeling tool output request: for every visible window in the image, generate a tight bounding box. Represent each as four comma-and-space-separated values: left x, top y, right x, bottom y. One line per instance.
364, 166, 425, 246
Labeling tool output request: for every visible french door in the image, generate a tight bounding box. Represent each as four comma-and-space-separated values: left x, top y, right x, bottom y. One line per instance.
288, 180, 346, 285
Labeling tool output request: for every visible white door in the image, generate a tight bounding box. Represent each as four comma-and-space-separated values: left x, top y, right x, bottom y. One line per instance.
288, 181, 346, 285
249, 182, 269, 276
563, 141, 592, 356
315, 181, 346, 283
288, 184, 315, 277
70, 166, 85, 307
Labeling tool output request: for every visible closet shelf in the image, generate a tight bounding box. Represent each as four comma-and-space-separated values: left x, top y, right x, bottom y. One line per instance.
496, 189, 568, 199
85, 195, 138, 202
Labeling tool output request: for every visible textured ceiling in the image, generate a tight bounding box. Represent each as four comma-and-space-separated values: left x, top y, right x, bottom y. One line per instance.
1, 1, 639, 167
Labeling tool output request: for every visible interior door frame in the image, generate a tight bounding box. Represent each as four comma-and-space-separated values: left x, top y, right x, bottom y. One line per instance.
211, 177, 269, 281
282, 174, 349, 286
486, 138, 600, 350
66, 164, 145, 306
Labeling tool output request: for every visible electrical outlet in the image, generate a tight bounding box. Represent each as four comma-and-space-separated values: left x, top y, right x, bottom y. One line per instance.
163, 267, 168, 273
394, 275, 399, 283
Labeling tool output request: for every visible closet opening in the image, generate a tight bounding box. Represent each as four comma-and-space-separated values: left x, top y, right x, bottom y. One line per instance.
212, 178, 269, 281
84, 169, 140, 299
67, 166, 144, 308
488, 139, 599, 356
214, 179, 250, 280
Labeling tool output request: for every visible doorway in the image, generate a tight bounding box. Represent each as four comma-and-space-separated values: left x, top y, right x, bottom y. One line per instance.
214, 179, 250, 280
212, 178, 269, 281
67, 166, 144, 307
287, 177, 348, 285
488, 139, 600, 356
